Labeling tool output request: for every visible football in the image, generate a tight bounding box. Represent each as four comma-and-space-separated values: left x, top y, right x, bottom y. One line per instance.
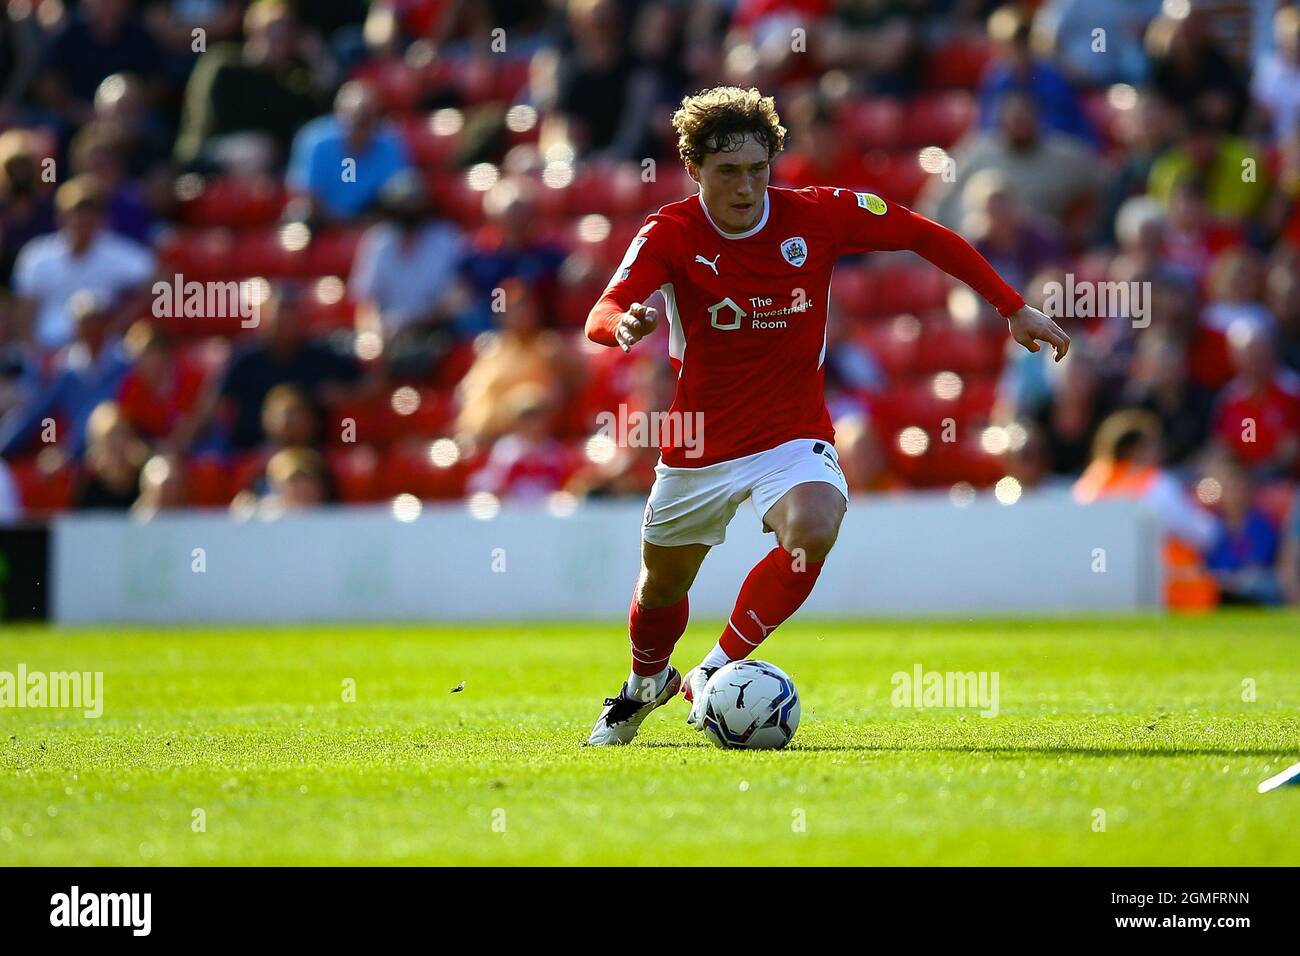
701, 660, 801, 750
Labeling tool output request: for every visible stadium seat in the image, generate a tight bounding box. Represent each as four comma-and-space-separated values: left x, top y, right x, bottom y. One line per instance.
158, 228, 241, 282
924, 36, 994, 90
176, 177, 287, 228
351, 58, 421, 112
902, 92, 976, 149
10, 456, 77, 513
233, 226, 313, 278
399, 113, 461, 168
378, 442, 470, 500
185, 455, 235, 507
326, 446, 381, 503
307, 228, 366, 277
842, 99, 905, 151
872, 263, 950, 316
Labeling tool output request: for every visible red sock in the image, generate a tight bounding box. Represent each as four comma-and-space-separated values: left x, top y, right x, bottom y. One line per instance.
629, 594, 689, 676
719, 547, 823, 659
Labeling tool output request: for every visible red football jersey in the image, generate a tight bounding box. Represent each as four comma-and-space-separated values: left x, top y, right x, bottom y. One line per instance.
588, 185, 1025, 467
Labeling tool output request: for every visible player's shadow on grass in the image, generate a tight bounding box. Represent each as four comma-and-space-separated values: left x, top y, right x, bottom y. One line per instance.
785, 744, 1283, 757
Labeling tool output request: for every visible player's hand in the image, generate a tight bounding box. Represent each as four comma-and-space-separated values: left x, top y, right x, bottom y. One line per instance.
615, 302, 658, 352
1008, 305, 1070, 362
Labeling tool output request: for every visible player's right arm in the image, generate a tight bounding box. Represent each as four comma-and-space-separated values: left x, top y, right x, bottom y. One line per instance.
585, 219, 673, 352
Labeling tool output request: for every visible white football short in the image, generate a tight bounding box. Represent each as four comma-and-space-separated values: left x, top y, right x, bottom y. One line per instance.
641, 437, 850, 548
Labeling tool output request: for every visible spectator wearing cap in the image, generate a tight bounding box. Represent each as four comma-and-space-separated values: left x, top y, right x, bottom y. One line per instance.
0, 290, 132, 458
10, 175, 154, 350
350, 171, 466, 374
977, 4, 1098, 147
921, 91, 1099, 235
174, 1, 331, 170
286, 79, 411, 223
177, 284, 369, 454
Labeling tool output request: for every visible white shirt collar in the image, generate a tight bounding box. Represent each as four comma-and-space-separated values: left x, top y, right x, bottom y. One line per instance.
697, 189, 769, 239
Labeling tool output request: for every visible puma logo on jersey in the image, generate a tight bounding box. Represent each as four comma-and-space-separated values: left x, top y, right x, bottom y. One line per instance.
695, 254, 720, 275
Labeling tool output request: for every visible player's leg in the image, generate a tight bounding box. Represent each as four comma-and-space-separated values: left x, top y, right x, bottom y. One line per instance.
685, 440, 848, 726
588, 456, 739, 745
586, 542, 709, 746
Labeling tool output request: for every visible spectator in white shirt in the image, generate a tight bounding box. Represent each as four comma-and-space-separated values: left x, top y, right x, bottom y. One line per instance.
11, 175, 154, 350
1252, 6, 1300, 142
350, 171, 465, 377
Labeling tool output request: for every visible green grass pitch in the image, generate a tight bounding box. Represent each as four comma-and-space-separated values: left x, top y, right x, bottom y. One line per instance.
2, 612, 1298, 865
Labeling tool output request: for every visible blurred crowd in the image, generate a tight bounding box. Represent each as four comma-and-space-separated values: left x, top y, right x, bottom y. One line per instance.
0, 0, 1296, 607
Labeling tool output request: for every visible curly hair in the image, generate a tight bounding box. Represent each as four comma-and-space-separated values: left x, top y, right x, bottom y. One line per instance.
671, 86, 787, 168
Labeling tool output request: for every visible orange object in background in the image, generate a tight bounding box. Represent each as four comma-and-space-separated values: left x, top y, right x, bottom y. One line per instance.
1074, 458, 1220, 612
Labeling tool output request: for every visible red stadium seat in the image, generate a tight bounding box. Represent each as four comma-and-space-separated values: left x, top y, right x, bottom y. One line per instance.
399, 113, 461, 168
924, 36, 995, 90
176, 177, 287, 228
842, 99, 905, 150
902, 92, 976, 149
184, 455, 234, 507
872, 263, 950, 316
326, 446, 381, 503
831, 267, 878, 319
10, 457, 77, 513
234, 226, 313, 278
306, 228, 365, 277
158, 228, 241, 282
378, 442, 470, 500
351, 58, 421, 112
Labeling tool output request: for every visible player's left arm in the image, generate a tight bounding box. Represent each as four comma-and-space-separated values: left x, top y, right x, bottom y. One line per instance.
823, 188, 1070, 361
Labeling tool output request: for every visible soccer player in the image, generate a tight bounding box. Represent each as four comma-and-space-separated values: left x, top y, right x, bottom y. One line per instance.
585, 87, 1069, 745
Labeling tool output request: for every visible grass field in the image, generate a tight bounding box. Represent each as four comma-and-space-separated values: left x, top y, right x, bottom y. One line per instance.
2, 612, 1298, 865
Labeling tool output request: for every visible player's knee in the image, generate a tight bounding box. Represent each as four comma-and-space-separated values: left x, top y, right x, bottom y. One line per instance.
636, 570, 691, 608
781, 512, 841, 563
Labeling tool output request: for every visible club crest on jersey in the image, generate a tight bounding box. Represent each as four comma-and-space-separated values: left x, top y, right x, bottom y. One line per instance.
780, 236, 807, 267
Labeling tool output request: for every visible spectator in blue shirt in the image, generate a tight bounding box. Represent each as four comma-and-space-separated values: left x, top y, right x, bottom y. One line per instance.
0, 293, 131, 459
1204, 455, 1284, 605
978, 5, 1098, 148
457, 176, 568, 337
287, 79, 410, 223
